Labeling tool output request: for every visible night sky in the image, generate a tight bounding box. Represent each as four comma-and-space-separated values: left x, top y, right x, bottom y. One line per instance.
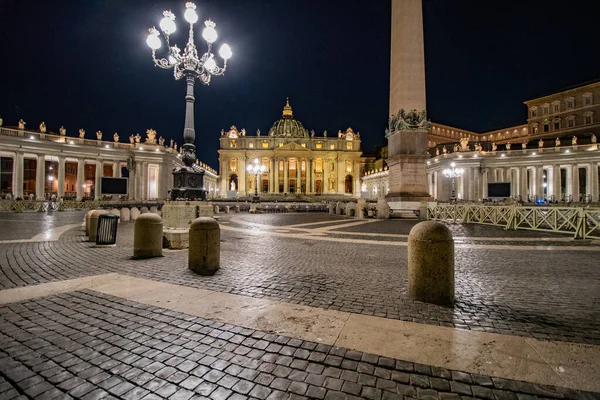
1, 0, 598, 168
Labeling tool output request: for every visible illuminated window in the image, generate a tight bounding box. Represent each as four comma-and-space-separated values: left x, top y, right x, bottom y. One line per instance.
249, 142, 254, 148
230, 139, 237, 148
229, 159, 237, 172
261, 158, 269, 171
262, 141, 269, 148
301, 161, 306, 172
301, 143, 306, 148
279, 143, 284, 148
316, 142, 322, 149
315, 159, 323, 172
346, 142, 352, 150
289, 159, 296, 170
532, 123, 538, 134
346, 160, 352, 173
279, 160, 283, 171
329, 144, 335, 150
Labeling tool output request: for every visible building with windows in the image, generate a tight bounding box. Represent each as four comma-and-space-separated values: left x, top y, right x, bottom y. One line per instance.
217, 99, 363, 197
362, 80, 600, 203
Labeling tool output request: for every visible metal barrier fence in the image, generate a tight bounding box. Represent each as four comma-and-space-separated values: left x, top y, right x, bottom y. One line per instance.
427, 204, 600, 239
0, 200, 162, 213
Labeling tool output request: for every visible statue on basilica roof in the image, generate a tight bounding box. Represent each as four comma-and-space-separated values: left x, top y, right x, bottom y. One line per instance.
241, 128, 246, 137
572, 136, 577, 145
555, 137, 561, 147
113, 132, 119, 142
59, 126, 66, 136
39, 122, 46, 133
78, 128, 85, 138
18, 119, 25, 129
96, 130, 102, 140
592, 134, 597, 144
538, 139, 544, 148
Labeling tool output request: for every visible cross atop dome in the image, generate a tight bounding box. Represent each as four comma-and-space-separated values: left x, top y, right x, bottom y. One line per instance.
282, 97, 293, 118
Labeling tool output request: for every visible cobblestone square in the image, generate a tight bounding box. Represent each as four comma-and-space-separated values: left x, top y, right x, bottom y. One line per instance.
0, 211, 599, 399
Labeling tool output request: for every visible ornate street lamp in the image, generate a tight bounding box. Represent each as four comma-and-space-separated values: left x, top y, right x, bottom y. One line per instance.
247, 158, 266, 203
442, 162, 464, 203
146, 2, 232, 200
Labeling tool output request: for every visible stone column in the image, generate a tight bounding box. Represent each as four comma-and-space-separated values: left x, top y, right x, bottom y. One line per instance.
571, 165, 580, 202
239, 157, 246, 195
35, 154, 45, 200
436, 170, 444, 200
76, 159, 85, 201
534, 166, 543, 199
323, 159, 330, 194
520, 167, 528, 200
128, 163, 136, 200
590, 162, 599, 202
283, 158, 289, 193
482, 170, 488, 199
552, 165, 561, 201
113, 161, 120, 177
94, 160, 102, 200
58, 156, 66, 199
274, 158, 280, 194
269, 158, 274, 193
159, 162, 168, 199
13, 152, 24, 199
337, 158, 344, 194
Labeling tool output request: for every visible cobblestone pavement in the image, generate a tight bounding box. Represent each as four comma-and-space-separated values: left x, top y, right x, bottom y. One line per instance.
1, 290, 597, 400
0, 212, 84, 241
0, 212, 599, 346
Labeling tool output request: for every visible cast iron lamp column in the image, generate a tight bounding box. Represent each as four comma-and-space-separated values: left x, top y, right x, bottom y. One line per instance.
247, 158, 266, 203
442, 162, 464, 203
146, 2, 232, 200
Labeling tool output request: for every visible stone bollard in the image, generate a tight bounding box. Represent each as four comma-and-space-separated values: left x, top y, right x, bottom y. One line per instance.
85, 210, 95, 236
376, 199, 390, 219
150, 206, 158, 214
328, 203, 335, 214
110, 209, 120, 223
133, 214, 163, 259
189, 217, 220, 275
408, 221, 454, 306
357, 199, 367, 219
336, 202, 345, 215
89, 210, 109, 242
140, 206, 149, 214
120, 208, 131, 222
418, 201, 429, 220
214, 205, 220, 214
234, 205, 240, 213
225, 206, 230, 213
130, 207, 140, 220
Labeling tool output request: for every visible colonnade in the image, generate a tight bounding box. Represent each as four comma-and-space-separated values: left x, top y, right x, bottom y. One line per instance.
0, 151, 170, 201
428, 162, 600, 202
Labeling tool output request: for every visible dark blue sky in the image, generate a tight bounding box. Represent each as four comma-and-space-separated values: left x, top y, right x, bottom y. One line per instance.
1, 0, 598, 168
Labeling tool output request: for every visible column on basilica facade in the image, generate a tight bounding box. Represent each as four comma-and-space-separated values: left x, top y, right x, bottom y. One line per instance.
159, 162, 168, 199
219, 156, 228, 194
307, 158, 313, 194
239, 157, 246, 195
353, 161, 360, 197
337, 157, 344, 194
35, 154, 45, 200
58, 156, 66, 199
269, 159, 274, 193
94, 160, 102, 200
323, 159, 329, 194
519, 167, 528, 199
534, 166, 543, 199
113, 161, 120, 177
570, 165, 579, 202
283, 158, 289, 193
76, 159, 85, 201
13, 152, 24, 199
128, 164, 136, 200
274, 158, 279, 194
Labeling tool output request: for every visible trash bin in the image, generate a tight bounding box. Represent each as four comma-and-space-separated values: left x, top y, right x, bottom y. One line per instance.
96, 214, 120, 246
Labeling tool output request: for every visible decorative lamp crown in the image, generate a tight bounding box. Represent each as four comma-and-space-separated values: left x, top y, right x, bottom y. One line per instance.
163, 10, 176, 20
186, 2, 196, 10
282, 97, 293, 118
204, 19, 216, 29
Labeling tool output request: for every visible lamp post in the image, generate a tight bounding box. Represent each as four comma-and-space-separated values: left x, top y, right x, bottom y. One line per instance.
442, 162, 464, 203
146, 2, 232, 201
247, 158, 266, 203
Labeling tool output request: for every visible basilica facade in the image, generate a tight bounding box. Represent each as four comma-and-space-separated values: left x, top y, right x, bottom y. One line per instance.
217, 100, 362, 197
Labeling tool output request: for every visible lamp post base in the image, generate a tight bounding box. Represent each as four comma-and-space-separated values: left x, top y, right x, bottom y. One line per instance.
251, 195, 260, 203
169, 170, 207, 201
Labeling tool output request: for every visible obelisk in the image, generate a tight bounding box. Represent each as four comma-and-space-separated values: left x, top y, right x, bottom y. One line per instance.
385, 0, 432, 213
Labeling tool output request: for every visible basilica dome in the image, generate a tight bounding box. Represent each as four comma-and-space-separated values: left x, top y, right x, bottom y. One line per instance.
268, 99, 309, 138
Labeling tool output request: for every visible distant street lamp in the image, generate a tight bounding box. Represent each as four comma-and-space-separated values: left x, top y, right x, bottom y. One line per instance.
247, 158, 266, 203
146, 2, 232, 200
443, 162, 464, 203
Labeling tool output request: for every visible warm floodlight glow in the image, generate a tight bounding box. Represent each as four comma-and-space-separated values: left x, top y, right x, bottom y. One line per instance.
184, 2, 198, 24
160, 11, 177, 35
202, 20, 217, 43
48, 176, 54, 182
146, 28, 161, 50
219, 43, 232, 60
